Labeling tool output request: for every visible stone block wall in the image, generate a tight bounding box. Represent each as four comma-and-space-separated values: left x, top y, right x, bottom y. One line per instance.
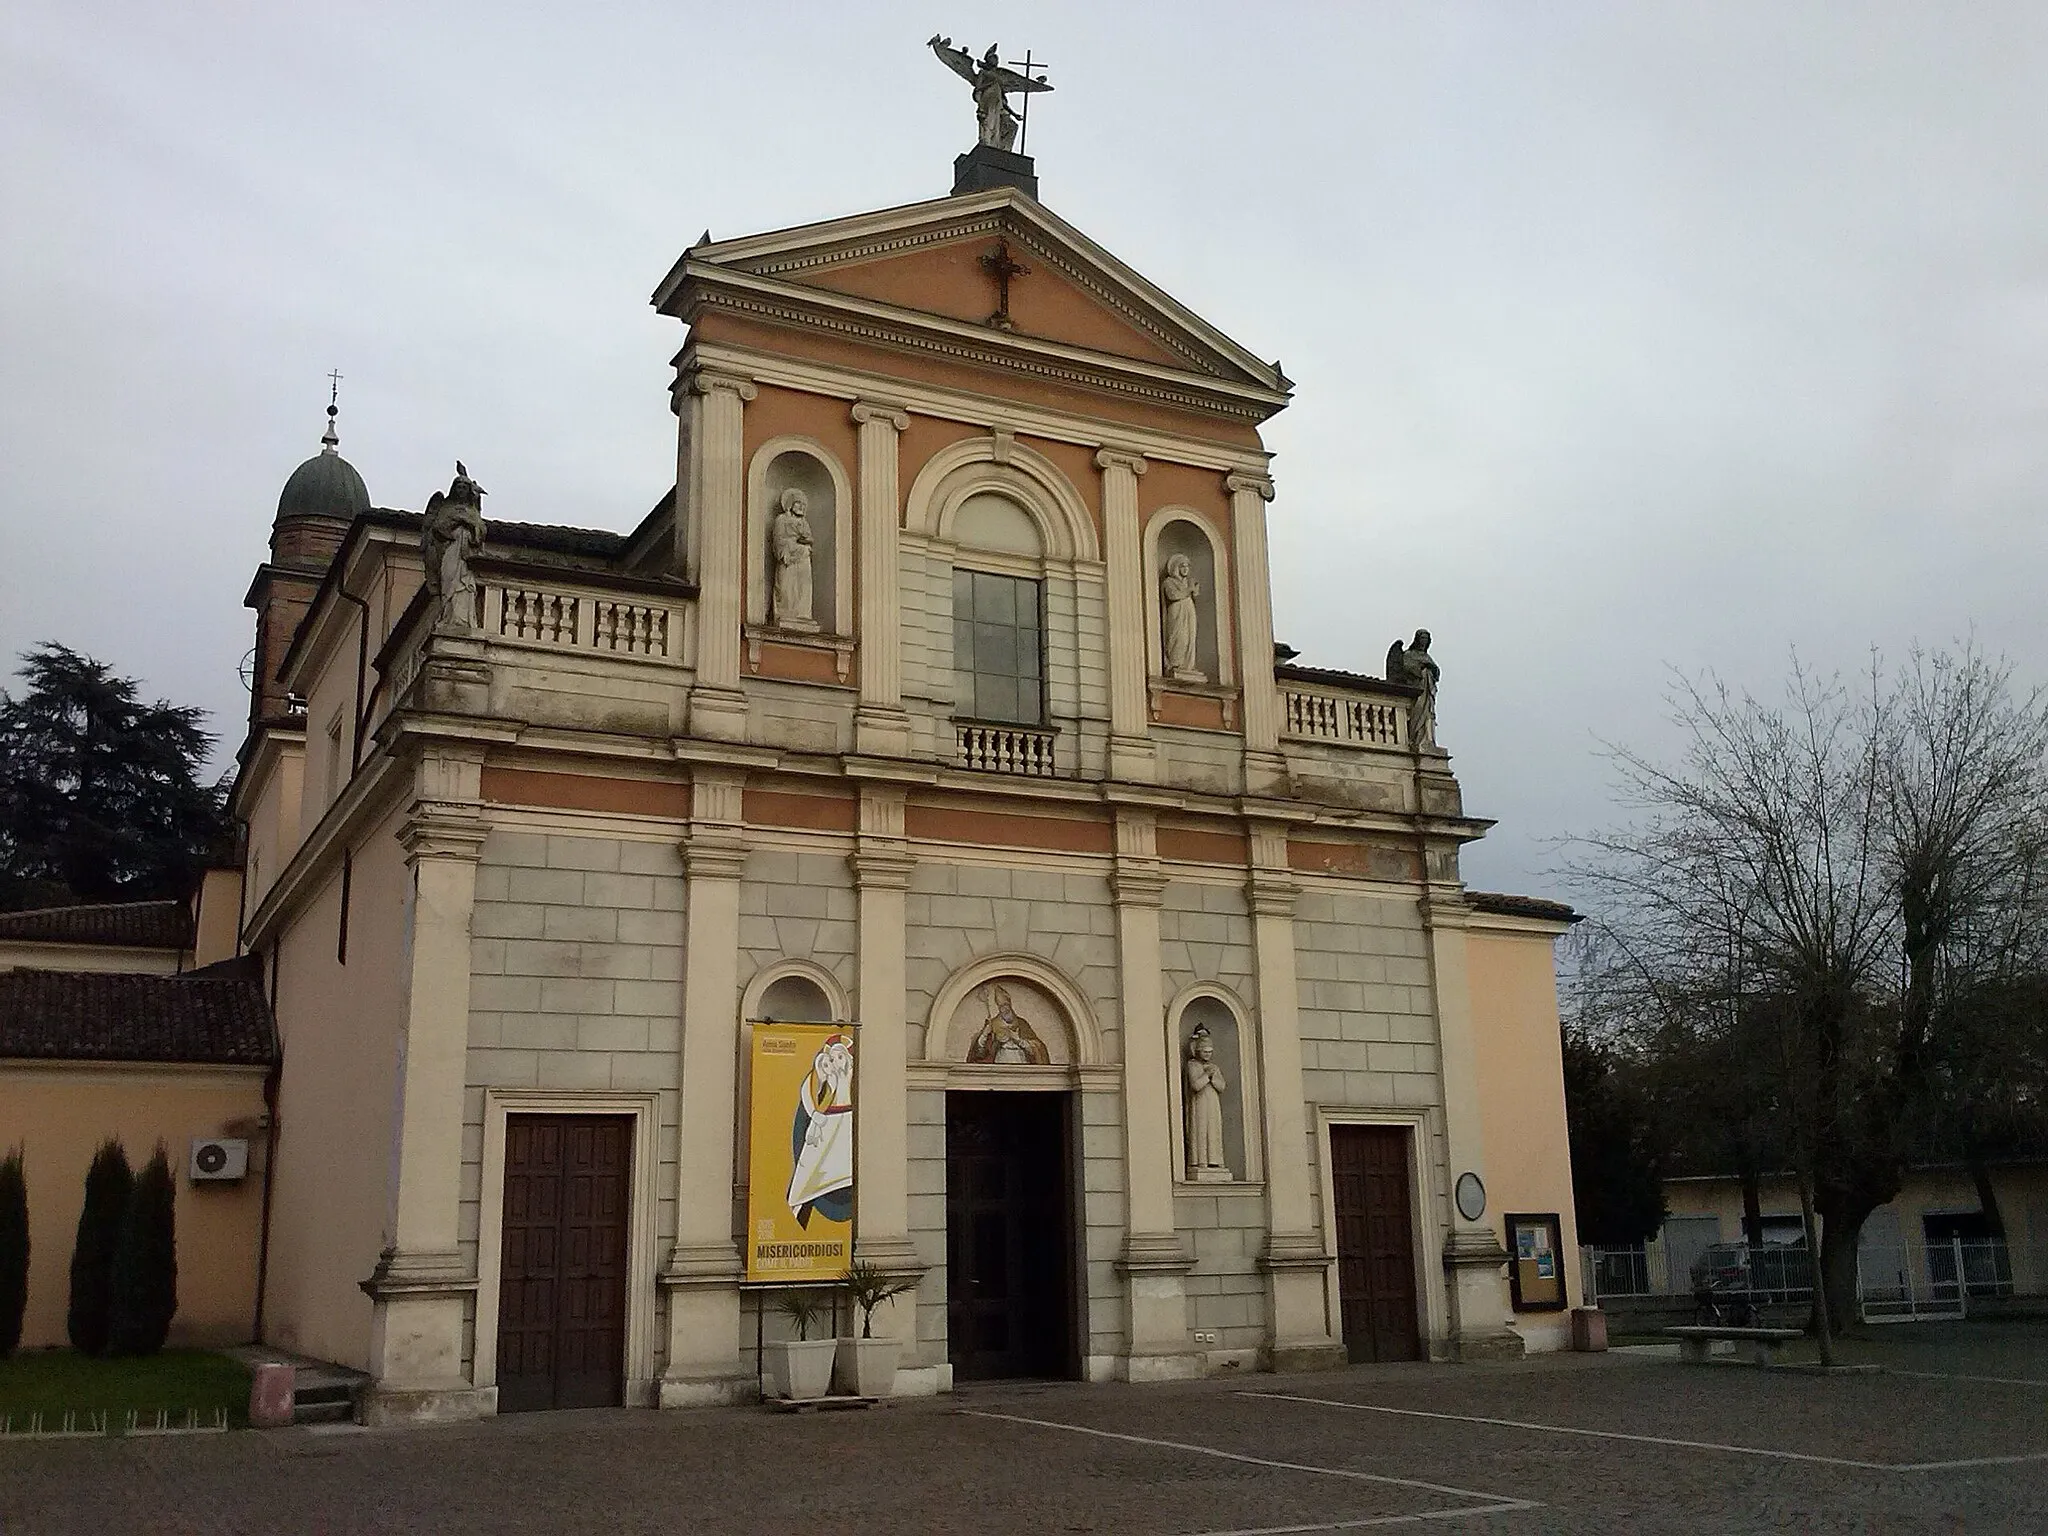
463, 829, 688, 1371
1176, 1187, 1268, 1358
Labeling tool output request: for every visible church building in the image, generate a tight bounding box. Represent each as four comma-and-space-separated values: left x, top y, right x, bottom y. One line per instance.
230, 111, 1583, 1422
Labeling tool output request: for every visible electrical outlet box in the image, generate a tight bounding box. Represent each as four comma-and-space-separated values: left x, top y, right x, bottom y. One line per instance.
1193, 1330, 1219, 1345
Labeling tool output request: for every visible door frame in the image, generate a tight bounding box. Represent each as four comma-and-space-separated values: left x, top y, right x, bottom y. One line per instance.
942, 1087, 1085, 1383
475, 1090, 661, 1410
1313, 1107, 1445, 1357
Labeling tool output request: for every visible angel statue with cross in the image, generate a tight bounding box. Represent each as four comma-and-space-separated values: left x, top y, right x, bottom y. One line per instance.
928, 36, 1051, 153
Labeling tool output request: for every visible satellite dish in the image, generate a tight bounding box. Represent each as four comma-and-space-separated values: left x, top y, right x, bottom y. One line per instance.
236, 647, 257, 693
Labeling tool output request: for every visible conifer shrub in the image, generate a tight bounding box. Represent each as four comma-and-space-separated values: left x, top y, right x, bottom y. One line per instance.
109, 1144, 178, 1357
67, 1139, 131, 1356
0, 1147, 26, 1358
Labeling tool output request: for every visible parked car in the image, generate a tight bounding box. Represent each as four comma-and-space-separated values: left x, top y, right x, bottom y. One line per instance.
1690, 1241, 1812, 1324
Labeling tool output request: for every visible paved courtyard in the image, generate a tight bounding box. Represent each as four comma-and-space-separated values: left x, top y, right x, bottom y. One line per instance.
4, 1323, 2046, 1534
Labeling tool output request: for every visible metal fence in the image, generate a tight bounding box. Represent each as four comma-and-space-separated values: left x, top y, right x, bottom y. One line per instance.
1856, 1237, 2017, 1324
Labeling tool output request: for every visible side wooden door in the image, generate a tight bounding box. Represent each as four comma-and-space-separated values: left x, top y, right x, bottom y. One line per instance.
1330, 1125, 1422, 1363
496, 1115, 631, 1411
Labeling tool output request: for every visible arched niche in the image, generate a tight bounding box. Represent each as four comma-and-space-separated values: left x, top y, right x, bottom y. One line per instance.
1168, 985, 1261, 1184
745, 439, 853, 636
1143, 509, 1235, 688
742, 959, 849, 1024
924, 953, 1103, 1068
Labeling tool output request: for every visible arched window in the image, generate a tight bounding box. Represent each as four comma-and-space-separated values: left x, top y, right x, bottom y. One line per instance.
951, 493, 1046, 726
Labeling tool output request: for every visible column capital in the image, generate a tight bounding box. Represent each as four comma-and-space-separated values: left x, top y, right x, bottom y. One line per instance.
1111, 866, 1168, 908
685, 366, 757, 403
660, 1239, 745, 1288
1095, 447, 1148, 476
679, 835, 747, 882
1247, 869, 1299, 918
1225, 471, 1275, 501
850, 400, 910, 431
399, 805, 488, 864
849, 847, 917, 889
1419, 893, 1474, 929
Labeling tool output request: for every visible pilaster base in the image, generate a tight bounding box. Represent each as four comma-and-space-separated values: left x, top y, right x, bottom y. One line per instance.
1117, 1350, 1206, 1383
358, 1381, 488, 1426
1118, 1231, 1195, 1368
1442, 1225, 1524, 1363
853, 705, 913, 758
1265, 1343, 1349, 1374
659, 1241, 745, 1404
689, 685, 750, 742
1260, 1231, 1339, 1363
657, 1373, 760, 1409
1109, 734, 1158, 782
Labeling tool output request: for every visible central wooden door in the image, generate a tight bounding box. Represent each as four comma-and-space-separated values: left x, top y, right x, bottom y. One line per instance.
1331, 1125, 1422, 1363
496, 1114, 631, 1412
945, 1092, 1076, 1380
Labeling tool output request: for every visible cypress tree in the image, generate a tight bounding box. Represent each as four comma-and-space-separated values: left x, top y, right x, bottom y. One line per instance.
0, 1147, 26, 1358
109, 1144, 177, 1357
67, 1139, 130, 1356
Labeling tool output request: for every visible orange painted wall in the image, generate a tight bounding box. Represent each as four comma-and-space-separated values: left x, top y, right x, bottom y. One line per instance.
1466, 923, 1583, 1348
0, 1065, 267, 1348
801, 235, 1192, 369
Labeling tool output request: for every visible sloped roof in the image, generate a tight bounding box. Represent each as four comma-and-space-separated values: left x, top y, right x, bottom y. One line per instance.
0, 900, 191, 951
0, 965, 276, 1066
1468, 891, 1580, 925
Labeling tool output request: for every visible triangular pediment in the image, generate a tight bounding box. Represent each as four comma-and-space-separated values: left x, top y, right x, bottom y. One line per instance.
653, 188, 1287, 403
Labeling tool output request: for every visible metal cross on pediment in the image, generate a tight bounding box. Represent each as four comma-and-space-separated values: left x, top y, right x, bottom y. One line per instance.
980, 238, 1030, 330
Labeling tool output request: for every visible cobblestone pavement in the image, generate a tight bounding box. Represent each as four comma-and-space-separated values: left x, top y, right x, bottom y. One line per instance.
4, 1328, 2046, 1534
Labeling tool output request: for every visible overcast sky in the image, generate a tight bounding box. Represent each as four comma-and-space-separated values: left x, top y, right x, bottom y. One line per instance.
4, 2, 2043, 898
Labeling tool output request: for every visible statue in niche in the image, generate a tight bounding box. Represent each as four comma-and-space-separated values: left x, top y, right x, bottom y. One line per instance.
967, 984, 1051, 1065
421, 461, 486, 633
1184, 1024, 1231, 1182
1386, 628, 1440, 746
767, 488, 819, 632
1160, 553, 1204, 682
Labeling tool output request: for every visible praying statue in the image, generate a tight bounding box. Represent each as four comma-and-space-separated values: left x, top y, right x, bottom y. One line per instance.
421, 461, 485, 633
1160, 553, 1202, 681
768, 488, 818, 631
1386, 628, 1441, 747
967, 984, 1052, 1065
928, 36, 1052, 152
1184, 1025, 1231, 1182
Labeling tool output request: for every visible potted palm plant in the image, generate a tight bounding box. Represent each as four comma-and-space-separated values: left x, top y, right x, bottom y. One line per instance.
769, 1288, 837, 1401
834, 1257, 920, 1398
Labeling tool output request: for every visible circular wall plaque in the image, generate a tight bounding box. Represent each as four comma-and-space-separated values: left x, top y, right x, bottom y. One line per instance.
1454, 1171, 1487, 1222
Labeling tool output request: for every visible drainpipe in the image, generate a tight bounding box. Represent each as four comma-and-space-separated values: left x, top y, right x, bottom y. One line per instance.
332, 581, 372, 772
253, 948, 282, 1342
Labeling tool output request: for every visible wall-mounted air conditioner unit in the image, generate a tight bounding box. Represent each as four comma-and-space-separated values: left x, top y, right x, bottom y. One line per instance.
189, 1138, 249, 1182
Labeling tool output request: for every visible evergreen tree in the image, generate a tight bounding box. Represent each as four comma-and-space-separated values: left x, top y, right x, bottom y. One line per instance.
67, 1139, 131, 1356
0, 643, 231, 911
0, 1147, 26, 1358
109, 1144, 178, 1357
1561, 1028, 1667, 1246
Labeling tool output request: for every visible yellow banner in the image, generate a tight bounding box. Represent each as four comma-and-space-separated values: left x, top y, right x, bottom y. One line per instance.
745, 1022, 856, 1284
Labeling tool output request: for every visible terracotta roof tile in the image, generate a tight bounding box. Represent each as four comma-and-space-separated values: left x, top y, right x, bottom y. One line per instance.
0, 900, 191, 950
1467, 891, 1580, 924
0, 967, 276, 1066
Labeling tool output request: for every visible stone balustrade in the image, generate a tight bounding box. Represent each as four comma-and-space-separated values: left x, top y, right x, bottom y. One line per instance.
1279, 680, 1408, 749
485, 583, 677, 662
956, 721, 1058, 777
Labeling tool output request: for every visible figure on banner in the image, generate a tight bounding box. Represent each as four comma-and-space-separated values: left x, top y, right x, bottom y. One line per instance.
967, 984, 1052, 1065
786, 1031, 855, 1228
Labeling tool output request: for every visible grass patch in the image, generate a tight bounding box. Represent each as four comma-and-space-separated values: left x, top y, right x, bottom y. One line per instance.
0, 1349, 248, 1428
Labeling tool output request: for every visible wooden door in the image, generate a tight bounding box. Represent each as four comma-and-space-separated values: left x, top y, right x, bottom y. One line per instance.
945, 1093, 1075, 1380
1331, 1125, 1422, 1363
496, 1115, 631, 1412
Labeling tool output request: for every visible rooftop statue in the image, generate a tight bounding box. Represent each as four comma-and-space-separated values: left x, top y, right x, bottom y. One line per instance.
928, 35, 1051, 153
422, 461, 486, 633
1386, 628, 1440, 747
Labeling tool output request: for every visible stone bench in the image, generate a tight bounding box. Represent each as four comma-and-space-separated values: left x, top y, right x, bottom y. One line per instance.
1664, 1325, 1806, 1366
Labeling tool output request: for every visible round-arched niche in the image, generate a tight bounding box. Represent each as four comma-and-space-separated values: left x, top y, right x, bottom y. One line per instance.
751, 447, 840, 633
1177, 994, 1246, 1181
743, 961, 847, 1024
1154, 518, 1221, 684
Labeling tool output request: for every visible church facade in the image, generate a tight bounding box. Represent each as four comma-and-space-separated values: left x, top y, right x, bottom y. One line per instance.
233, 158, 1582, 1422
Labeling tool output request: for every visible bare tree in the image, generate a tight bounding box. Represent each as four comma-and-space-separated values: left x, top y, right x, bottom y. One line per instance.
1570, 644, 2048, 1343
